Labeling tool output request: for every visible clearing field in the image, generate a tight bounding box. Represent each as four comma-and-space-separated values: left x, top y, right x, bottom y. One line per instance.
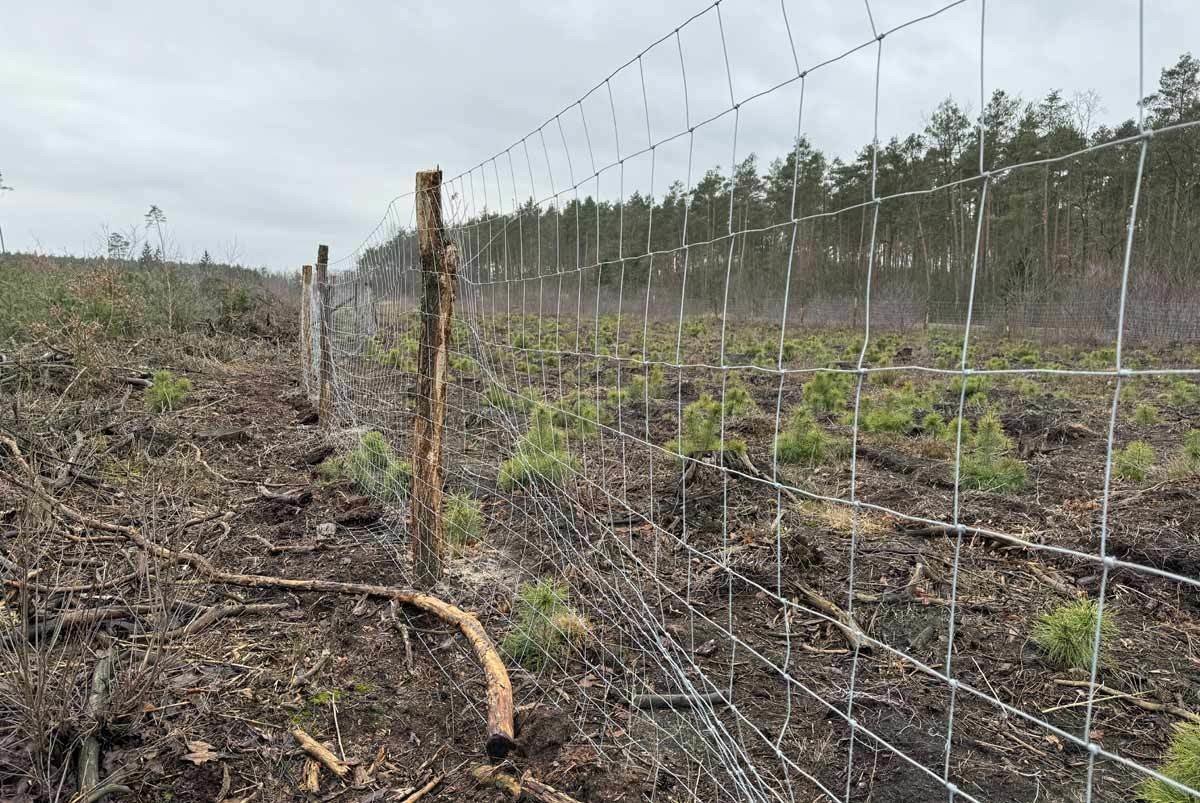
315, 301, 1200, 802
5, 246, 1197, 802
4, 2, 1200, 799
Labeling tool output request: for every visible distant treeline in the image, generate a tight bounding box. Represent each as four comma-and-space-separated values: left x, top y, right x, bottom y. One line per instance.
354, 54, 1200, 341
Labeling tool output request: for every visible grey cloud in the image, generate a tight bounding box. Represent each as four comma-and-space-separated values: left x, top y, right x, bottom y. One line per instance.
1, 0, 1194, 269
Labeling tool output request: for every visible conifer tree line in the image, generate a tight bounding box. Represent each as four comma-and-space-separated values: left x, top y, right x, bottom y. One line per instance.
359, 54, 1199, 337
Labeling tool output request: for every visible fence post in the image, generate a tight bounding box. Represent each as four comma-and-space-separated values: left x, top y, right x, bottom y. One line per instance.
315, 245, 332, 429
300, 264, 313, 395
411, 169, 459, 587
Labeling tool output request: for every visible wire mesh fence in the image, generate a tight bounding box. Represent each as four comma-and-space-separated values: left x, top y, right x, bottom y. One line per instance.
300, 1, 1200, 799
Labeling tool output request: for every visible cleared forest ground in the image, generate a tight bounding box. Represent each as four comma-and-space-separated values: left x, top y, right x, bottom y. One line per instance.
3, 298, 1200, 802
2, 333, 644, 802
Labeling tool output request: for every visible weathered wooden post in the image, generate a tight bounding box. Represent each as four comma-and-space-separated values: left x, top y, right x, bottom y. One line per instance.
300, 264, 313, 395
411, 169, 459, 587
315, 245, 332, 428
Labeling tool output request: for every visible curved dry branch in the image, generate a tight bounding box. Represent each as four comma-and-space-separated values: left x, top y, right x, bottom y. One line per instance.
0, 434, 516, 759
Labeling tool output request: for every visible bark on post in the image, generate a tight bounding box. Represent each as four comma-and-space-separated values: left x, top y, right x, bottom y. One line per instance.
315, 245, 332, 428
412, 170, 459, 588
300, 264, 313, 395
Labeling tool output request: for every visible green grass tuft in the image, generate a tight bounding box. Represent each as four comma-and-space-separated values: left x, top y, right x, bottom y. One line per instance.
1170, 430, 1200, 479
484, 383, 539, 413
776, 407, 846, 465
450, 355, 478, 376
497, 410, 579, 491
1139, 723, 1200, 803
145, 370, 191, 413
626, 364, 667, 401
1133, 403, 1159, 426
1166, 379, 1200, 408
341, 431, 411, 502
666, 395, 746, 458
445, 491, 483, 546
550, 394, 605, 438
961, 412, 1026, 492
720, 375, 759, 418
1115, 441, 1155, 482
803, 372, 852, 414
501, 580, 590, 669
946, 373, 991, 402
1031, 598, 1115, 670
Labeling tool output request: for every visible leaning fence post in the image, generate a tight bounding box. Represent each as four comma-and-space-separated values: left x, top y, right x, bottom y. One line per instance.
412, 169, 459, 587
300, 264, 313, 395
315, 245, 332, 429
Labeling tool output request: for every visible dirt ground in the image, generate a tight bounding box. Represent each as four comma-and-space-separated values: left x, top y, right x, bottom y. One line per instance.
0, 336, 645, 802
2, 319, 1198, 802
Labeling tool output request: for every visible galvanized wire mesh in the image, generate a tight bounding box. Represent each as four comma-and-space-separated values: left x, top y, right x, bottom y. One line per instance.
305, 2, 1200, 799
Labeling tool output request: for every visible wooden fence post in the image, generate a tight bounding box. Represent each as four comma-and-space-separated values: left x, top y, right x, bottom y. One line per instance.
315, 245, 332, 428
412, 169, 459, 587
300, 264, 313, 395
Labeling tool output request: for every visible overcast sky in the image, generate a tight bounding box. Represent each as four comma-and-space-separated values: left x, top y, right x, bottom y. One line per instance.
1, 0, 1193, 270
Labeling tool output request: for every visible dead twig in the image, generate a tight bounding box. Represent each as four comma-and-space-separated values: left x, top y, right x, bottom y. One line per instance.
131, 602, 290, 641
256, 485, 311, 505
74, 651, 129, 803
471, 765, 585, 803
627, 690, 729, 710
1, 432, 517, 759
1052, 679, 1200, 725
396, 771, 448, 803
291, 727, 349, 779
291, 648, 332, 688
853, 563, 927, 604
794, 582, 866, 651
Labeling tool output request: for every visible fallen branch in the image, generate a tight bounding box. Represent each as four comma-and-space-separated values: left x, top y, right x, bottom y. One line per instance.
18, 607, 133, 640
853, 563, 926, 605
185, 442, 256, 486
4, 567, 143, 595
51, 430, 87, 489
899, 523, 1039, 552
471, 766, 584, 803
1052, 679, 1200, 725
1, 432, 516, 759
72, 783, 133, 803
291, 648, 332, 688
628, 690, 729, 710
291, 727, 349, 779
246, 532, 326, 554
74, 651, 129, 803
472, 765, 521, 799
132, 601, 290, 641
794, 582, 866, 651
1026, 561, 1082, 598
257, 485, 312, 505
299, 759, 321, 793
397, 771, 448, 803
